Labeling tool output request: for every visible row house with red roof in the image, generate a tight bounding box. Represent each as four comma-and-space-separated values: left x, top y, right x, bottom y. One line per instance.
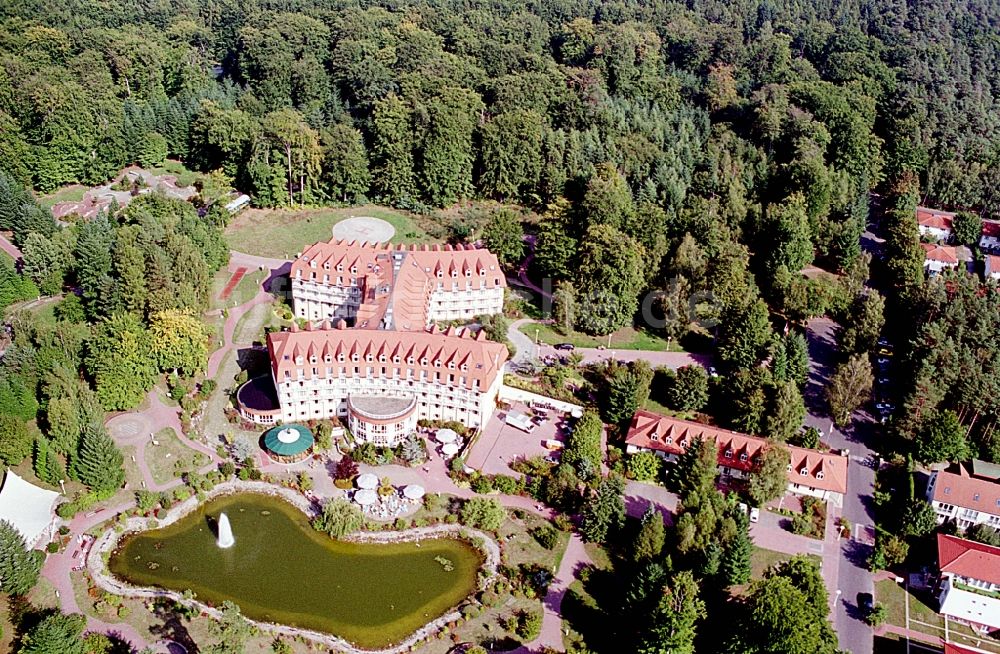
926, 462, 1000, 531
624, 410, 849, 506
290, 239, 506, 328
936, 533, 1000, 633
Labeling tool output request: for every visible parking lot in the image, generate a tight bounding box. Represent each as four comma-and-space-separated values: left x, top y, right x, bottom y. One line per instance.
464, 401, 572, 476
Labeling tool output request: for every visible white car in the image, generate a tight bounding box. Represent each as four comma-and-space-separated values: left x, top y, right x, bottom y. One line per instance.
749, 507, 760, 523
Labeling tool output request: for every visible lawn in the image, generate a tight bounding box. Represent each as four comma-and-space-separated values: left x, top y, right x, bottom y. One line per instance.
149, 159, 200, 188
38, 184, 87, 209
224, 205, 430, 259
144, 428, 208, 486
210, 266, 267, 311
520, 321, 683, 352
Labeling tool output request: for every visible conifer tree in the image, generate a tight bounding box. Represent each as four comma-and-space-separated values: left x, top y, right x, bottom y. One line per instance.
74, 426, 125, 494
0, 520, 43, 596
33, 437, 65, 486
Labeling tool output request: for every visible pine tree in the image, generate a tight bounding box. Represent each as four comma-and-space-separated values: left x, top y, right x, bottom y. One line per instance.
0, 519, 43, 596
721, 512, 753, 586
633, 504, 666, 562
33, 437, 65, 486
74, 426, 125, 494
580, 475, 625, 543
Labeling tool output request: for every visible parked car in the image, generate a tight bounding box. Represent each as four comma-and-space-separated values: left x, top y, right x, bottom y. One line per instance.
749, 507, 760, 523
554, 343, 575, 351
858, 592, 874, 614
739, 502, 748, 516
878, 347, 893, 356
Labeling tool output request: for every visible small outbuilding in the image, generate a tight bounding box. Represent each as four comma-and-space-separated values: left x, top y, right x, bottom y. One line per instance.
262, 424, 315, 463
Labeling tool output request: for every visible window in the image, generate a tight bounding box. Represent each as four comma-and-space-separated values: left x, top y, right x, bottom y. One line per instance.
651, 431, 659, 441
944, 487, 952, 495
800, 468, 808, 476
974, 494, 981, 502
739, 453, 748, 462
817, 471, 825, 480
724, 449, 733, 459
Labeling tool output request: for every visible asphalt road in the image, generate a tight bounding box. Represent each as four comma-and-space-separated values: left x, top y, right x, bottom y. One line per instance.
806, 317, 878, 654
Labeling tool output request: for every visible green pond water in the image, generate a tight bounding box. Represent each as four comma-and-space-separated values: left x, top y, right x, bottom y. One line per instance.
108, 493, 483, 649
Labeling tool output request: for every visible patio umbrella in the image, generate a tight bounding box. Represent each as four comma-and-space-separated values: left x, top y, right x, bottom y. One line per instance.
354, 489, 378, 505
436, 428, 459, 444
441, 442, 460, 457
356, 473, 379, 489
403, 485, 425, 500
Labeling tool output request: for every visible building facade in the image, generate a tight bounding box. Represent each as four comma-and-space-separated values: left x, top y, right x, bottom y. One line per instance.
264, 322, 508, 442
926, 463, 1000, 530
936, 534, 1000, 633
290, 239, 506, 329
625, 410, 849, 505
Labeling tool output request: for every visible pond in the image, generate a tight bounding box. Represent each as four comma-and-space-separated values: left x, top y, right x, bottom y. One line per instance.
108, 493, 483, 649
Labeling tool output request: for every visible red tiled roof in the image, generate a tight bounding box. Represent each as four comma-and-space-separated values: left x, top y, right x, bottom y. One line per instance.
945, 644, 990, 654
625, 411, 848, 495
938, 534, 1000, 586
982, 220, 1000, 238
291, 239, 506, 331
986, 255, 1000, 276
921, 242, 960, 264
267, 322, 508, 391
930, 467, 1000, 512
917, 207, 955, 230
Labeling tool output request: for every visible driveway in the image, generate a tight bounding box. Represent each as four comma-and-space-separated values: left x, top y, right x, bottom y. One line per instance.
806, 317, 877, 654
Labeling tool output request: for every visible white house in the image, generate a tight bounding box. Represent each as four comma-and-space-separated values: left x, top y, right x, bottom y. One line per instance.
926, 463, 1000, 530
922, 243, 961, 274
937, 533, 1000, 633
917, 207, 955, 241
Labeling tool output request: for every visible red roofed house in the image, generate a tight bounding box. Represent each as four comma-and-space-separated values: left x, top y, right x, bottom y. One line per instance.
985, 254, 1000, 281
981, 220, 1000, 253
936, 533, 1000, 633
922, 243, 961, 274
926, 462, 1000, 530
291, 239, 506, 328
625, 410, 848, 506
917, 206, 956, 241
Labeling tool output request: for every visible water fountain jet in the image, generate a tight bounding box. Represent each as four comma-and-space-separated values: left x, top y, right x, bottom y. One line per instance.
217, 512, 235, 548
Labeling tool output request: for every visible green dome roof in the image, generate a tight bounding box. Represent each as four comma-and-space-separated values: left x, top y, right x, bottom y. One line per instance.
263, 424, 314, 457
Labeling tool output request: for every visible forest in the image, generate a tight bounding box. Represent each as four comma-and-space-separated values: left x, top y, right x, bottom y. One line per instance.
1, 0, 1000, 652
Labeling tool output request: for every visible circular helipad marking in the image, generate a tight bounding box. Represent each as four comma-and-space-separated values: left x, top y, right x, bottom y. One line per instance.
332, 216, 396, 243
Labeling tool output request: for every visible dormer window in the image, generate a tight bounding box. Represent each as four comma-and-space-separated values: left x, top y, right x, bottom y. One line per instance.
420, 358, 428, 366
350, 266, 357, 274
351, 354, 359, 362
817, 471, 825, 480
451, 270, 458, 278
437, 270, 443, 278
324, 262, 330, 270
724, 449, 733, 459
800, 468, 809, 476
480, 269, 486, 276
651, 430, 660, 441
337, 265, 343, 272
379, 355, 386, 362
407, 357, 414, 365
434, 359, 441, 367
309, 355, 317, 364
739, 453, 748, 462
665, 436, 673, 445
787, 463, 792, 472
393, 356, 400, 364
460, 363, 468, 371
448, 362, 455, 369
465, 270, 471, 277
295, 356, 303, 364
337, 354, 344, 362
310, 261, 316, 268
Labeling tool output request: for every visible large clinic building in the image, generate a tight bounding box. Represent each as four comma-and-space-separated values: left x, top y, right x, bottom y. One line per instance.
238, 238, 510, 446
